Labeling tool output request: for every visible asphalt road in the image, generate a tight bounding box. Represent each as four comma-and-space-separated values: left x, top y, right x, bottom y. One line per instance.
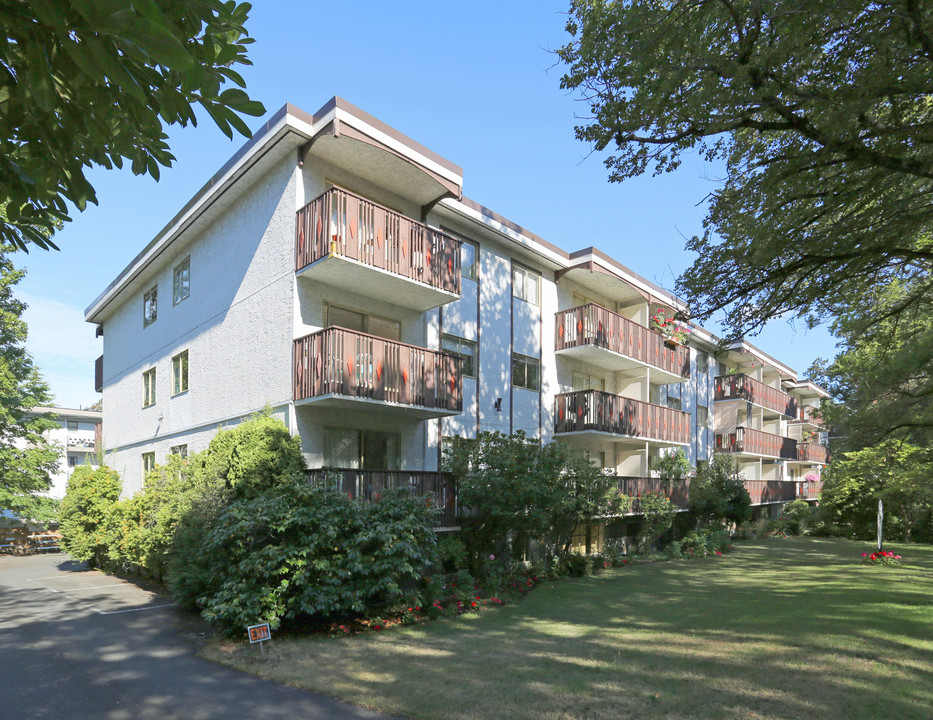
0, 552, 401, 720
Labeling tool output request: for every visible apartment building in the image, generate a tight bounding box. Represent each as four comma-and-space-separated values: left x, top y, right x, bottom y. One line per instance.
27, 406, 101, 499
85, 97, 826, 510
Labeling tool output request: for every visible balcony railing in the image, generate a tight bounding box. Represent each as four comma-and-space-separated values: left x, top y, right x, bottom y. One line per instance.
555, 304, 690, 381
616, 477, 691, 512
798, 480, 824, 500
555, 390, 691, 444
293, 327, 462, 414
305, 468, 458, 527
796, 442, 829, 464
715, 427, 798, 459
744, 481, 797, 505
715, 374, 798, 418
296, 187, 461, 294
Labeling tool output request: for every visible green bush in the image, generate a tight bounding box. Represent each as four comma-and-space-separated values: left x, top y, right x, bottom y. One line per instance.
435, 533, 468, 573
689, 454, 752, 528
59, 466, 122, 566
195, 412, 307, 499
169, 480, 439, 632
780, 499, 813, 535
636, 491, 677, 552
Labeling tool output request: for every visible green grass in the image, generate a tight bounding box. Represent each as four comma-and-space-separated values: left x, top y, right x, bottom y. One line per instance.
203, 538, 933, 719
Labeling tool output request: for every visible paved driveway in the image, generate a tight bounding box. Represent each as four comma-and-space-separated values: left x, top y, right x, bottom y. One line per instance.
0, 553, 400, 720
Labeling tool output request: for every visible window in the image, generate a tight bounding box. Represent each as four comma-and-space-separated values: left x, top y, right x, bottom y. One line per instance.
172, 350, 188, 396
512, 353, 539, 391
143, 286, 157, 327
512, 264, 540, 305
170, 444, 188, 458
142, 368, 156, 407
142, 452, 156, 475
572, 371, 605, 392
697, 352, 709, 374
67, 420, 79, 431
667, 395, 682, 411
697, 405, 709, 427
173, 257, 190, 305
326, 304, 400, 341
461, 241, 477, 280
441, 334, 476, 377
67, 455, 78, 467
324, 428, 400, 470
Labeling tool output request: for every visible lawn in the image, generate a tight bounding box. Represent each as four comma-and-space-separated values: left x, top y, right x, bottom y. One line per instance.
202, 537, 933, 720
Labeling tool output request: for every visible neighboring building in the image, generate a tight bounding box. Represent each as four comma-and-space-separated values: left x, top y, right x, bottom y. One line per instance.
28, 406, 102, 499
84, 97, 827, 515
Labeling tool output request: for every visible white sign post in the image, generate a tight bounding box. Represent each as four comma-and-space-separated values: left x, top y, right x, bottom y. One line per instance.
877, 499, 884, 552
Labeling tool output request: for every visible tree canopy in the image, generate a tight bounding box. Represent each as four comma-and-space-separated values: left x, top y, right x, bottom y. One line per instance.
812, 278, 933, 448
558, 0, 933, 337
0, 247, 59, 520
0, 0, 265, 251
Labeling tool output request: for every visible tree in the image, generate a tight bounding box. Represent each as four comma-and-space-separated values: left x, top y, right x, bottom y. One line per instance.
0, 247, 59, 520
812, 279, 933, 449
557, 1, 933, 338
820, 440, 933, 542
0, 0, 265, 251
688, 454, 751, 528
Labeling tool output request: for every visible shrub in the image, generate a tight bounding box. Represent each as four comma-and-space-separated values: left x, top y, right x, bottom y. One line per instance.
636, 491, 677, 552
445, 432, 631, 567
170, 480, 439, 633
689, 454, 751, 528
195, 412, 306, 498
59, 466, 122, 566
781, 499, 813, 535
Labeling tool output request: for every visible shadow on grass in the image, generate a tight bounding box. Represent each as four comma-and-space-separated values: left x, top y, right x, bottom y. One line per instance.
208, 538, 933, 720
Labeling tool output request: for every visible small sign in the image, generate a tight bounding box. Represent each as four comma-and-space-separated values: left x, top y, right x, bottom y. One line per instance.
248, 623, 271, 644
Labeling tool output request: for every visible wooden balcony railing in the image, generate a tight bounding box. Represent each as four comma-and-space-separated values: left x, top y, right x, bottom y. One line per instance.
715, 374, 798, 417
798, 481, 824, 501
744, 481, 797, 505
796, 443, 829, 464
305, 469, 458, 527
293, 327, 462, 412
555, 303, 690, 379
616, 477, 691, 512
715, 427, 798, 459
555, 390, 691, 444
296, 187, 461, 294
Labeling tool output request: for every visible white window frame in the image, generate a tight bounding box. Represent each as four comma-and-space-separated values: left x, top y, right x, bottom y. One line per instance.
441, 334, 477, 378
173, 256, 190, 306
143, 286, 157, 327
172, 350, 188, 397
512, 353, 540, 391
142, 368, 156, 407
142, 452, 156, 475
512, 264, 540, 306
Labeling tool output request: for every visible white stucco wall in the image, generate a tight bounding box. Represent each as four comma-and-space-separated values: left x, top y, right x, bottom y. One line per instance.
100, 160, 298, 494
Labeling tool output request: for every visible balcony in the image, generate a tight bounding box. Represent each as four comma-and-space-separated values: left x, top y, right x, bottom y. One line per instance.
305, 469, 458, 528
715, 374, 798, 418
715, 427, 797, 460
555, 304, 689, 384
555, 390, 690, 445
295, 188, 461, 312
798, 480, 824, 500
293, 327, 462, 419
795, 442, 829, 464
744, 481, 796, 505
616, 476, 691, 512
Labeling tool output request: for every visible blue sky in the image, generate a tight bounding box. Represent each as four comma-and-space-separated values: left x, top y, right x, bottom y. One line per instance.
18, 1, 837, 409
